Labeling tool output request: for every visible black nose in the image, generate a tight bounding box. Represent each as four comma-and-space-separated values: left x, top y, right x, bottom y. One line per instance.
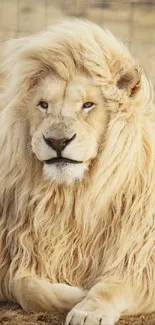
43, 134, 76, 152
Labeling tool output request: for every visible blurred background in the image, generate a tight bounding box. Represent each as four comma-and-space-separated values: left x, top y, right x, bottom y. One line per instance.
0, 0, 155, 87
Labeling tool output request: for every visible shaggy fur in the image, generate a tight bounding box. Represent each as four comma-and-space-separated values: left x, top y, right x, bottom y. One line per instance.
0, 19, 155, 324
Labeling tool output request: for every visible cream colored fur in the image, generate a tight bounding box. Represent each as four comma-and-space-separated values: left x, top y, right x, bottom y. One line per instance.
0, 19, 155, 325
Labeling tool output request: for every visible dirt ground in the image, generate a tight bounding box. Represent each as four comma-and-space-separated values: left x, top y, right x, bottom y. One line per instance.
1, 302, 155, 325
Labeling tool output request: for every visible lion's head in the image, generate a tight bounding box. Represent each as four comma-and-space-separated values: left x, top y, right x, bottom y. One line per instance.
31, 71, 108, 183
0, 19, 145, 186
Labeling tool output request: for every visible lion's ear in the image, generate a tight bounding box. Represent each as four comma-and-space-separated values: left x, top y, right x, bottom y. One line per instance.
112, 59, 142, 97
117, 67, 141, 96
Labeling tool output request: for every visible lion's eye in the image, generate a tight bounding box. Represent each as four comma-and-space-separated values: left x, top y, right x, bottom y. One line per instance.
82, 102, 94, 110
39, 101, 48, 110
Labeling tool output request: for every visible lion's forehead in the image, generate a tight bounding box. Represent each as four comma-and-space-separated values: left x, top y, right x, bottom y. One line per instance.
36, 72, 101, 106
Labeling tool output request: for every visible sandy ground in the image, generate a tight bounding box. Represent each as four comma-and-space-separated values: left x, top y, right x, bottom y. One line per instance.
1, 302, 155, 325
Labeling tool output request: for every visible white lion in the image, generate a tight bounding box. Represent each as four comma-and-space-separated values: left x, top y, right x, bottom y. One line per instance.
0, 19, 155, 325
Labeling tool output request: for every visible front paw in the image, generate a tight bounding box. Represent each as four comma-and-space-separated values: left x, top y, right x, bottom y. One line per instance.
65, 308, 115, 325
65, 298, 120, 325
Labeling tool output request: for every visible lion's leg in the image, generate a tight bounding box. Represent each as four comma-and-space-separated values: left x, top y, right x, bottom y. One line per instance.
11, 277, 86, 312
65, 281, 133, 325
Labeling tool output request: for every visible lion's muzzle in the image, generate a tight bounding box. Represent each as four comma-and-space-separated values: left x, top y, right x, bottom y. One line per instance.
42, 133, 82, 165
43, 133, 76, 154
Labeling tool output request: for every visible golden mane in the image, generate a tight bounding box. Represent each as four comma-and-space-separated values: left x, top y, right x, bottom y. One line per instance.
0, 19, 155, 316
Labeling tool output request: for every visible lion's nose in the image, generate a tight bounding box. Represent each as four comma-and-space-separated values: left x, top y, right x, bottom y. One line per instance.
43, 134, 76, 152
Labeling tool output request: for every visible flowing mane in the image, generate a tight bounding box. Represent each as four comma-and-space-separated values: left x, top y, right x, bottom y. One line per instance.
0, 19, 155, 315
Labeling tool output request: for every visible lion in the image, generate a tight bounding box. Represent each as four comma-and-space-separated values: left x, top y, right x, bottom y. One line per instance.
0, 18, 155, 325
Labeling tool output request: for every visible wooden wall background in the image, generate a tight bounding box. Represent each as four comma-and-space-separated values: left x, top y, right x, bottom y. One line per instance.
0, 0, 155, 87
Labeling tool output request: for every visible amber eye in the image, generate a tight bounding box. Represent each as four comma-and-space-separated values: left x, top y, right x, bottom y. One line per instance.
39, 101, 48, 110
82, 102, 94, 109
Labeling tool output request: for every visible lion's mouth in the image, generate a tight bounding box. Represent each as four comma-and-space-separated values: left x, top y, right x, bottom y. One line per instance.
45, 157, 83, 165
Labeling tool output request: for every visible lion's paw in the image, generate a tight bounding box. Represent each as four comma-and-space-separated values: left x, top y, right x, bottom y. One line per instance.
65, 308, 116, 325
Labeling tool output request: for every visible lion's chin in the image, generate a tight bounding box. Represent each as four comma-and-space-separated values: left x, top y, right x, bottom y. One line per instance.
43, 162, 87, 184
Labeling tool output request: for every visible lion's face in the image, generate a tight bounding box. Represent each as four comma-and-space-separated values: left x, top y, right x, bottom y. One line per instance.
30, 71, 108, 184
